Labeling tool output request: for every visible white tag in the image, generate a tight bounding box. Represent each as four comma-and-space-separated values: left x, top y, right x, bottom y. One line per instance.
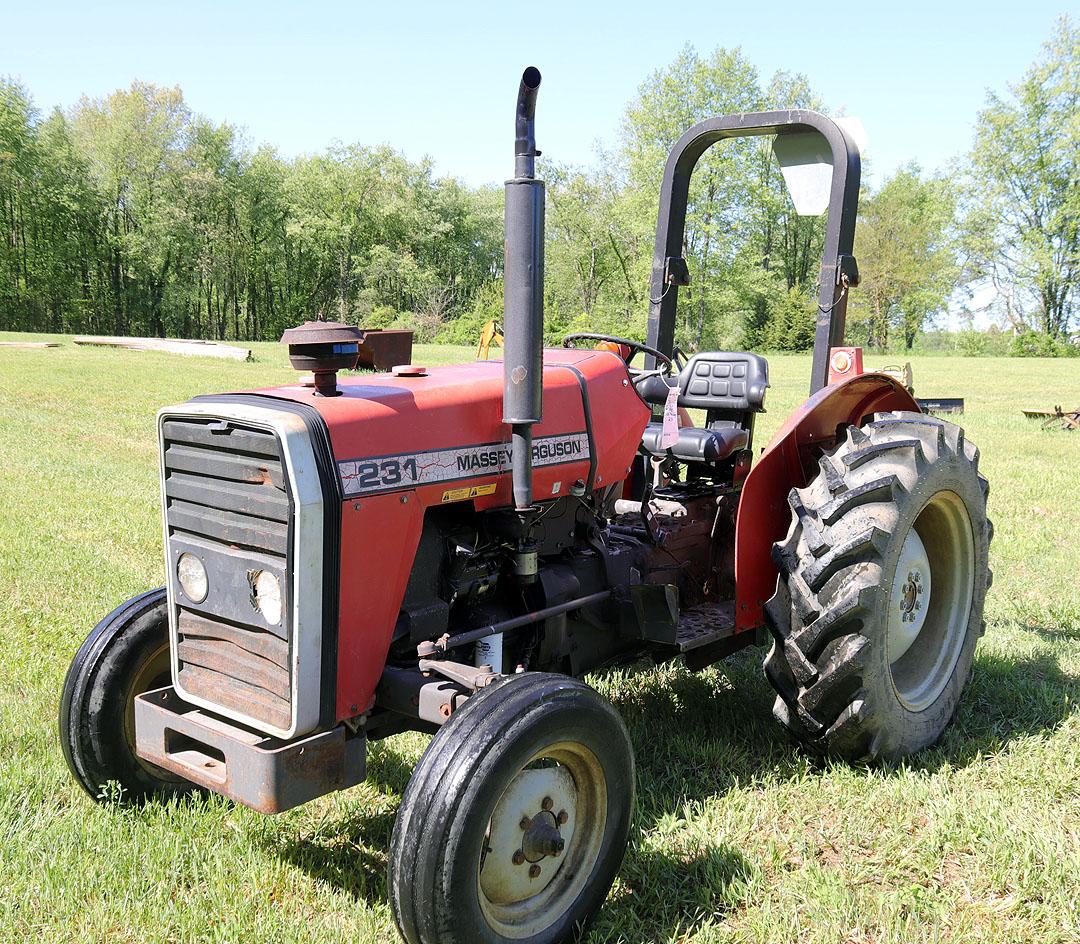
660, 384, 679, 449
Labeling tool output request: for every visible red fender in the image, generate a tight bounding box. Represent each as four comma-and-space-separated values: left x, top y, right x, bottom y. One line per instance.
733, 373, 919, 632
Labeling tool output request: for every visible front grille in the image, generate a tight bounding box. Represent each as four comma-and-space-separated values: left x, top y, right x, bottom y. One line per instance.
162, 417, 293, 731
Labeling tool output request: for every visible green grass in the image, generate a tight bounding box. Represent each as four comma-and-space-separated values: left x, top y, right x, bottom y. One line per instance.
1, 332, 1078, 943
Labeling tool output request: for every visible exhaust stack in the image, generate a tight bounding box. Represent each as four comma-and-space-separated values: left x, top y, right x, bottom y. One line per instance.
502, 66, 544, 512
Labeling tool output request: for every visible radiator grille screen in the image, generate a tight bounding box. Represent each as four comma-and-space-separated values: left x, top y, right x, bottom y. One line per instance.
162, 417, 292, 731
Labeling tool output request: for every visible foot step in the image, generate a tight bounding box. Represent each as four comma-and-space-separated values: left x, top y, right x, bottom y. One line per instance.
675, 601, 736, 652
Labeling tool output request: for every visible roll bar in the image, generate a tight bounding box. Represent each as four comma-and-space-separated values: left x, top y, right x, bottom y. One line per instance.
644, 110, 862, 393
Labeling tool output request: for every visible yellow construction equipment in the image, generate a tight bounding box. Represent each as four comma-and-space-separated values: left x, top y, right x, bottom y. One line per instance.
476, 320, 504, 359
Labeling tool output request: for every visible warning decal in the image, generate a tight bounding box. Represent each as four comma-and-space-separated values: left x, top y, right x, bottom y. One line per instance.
441, 483, 497, 503
339, 432, 590, 498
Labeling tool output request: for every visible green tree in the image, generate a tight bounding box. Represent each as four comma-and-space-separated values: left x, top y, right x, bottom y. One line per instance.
848, 165, 960, 350
616, 47, 828, 353
70, 82, 192, 335
544, 163, 641, 332
620, 46, 763, 351
964, 16, 1079, 338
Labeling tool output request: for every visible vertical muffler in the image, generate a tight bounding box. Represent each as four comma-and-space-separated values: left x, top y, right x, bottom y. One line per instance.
502, 66, 544, 514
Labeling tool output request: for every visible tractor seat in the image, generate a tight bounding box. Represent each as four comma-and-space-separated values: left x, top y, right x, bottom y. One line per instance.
640, 423, 748, 462
636, 351, 768, 466
637, 352, 769, 413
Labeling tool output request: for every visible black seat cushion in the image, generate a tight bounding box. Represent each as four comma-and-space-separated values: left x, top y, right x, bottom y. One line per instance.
678, 352, 769, 412
636, 352, 769, 413
640, 423, 748, 463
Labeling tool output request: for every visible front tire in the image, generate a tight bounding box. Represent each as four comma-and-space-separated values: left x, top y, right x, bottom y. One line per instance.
389, 673, 635, 944
763, 412, 992, 763
60, 588, 196, 802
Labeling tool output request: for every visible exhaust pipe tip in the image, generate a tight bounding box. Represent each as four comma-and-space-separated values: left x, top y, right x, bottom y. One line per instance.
515, 68, 542, 170
521, 66, 541, 92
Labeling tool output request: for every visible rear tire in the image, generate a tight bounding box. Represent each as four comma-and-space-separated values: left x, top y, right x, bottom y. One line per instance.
763, 412, 992, 762
60, 588, 196, 802
389, 673, 635, 944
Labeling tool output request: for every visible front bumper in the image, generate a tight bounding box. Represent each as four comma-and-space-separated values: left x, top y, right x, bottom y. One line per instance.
134, 687, 365, 814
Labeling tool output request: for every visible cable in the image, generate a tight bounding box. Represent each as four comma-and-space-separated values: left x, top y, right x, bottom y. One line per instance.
818, 274, 850, 315
648, 280, 674, 307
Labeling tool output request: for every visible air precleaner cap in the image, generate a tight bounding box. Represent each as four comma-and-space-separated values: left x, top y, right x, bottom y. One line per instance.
280, 320, 364, 396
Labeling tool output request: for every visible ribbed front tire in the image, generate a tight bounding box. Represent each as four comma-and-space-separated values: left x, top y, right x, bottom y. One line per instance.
763, 412, 992, 763
389, 673, 634, 944
60, 589, 196, 803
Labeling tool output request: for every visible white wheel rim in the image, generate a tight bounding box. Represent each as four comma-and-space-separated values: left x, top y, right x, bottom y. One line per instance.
887, 490, 976, 712
477, 741, 607, 938
887, 527, 932, 664
480, 766, 576, 904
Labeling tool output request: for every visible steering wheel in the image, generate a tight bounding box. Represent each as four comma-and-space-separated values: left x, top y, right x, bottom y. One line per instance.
561, 333, 673, 374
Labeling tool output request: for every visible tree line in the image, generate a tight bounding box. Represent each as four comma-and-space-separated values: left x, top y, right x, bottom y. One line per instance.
0, 83, 502, 342
1, 17, 1076, 353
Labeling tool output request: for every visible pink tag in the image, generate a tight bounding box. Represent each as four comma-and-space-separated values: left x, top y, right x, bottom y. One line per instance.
660, 384, 679, 449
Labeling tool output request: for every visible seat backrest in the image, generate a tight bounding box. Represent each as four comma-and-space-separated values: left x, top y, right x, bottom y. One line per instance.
676, 352, 769, 412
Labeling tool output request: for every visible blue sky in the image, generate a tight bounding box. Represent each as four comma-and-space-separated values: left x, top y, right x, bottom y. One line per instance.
0, 1, 1068, 188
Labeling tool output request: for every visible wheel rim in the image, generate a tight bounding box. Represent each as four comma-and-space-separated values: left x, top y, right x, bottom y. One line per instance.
121, 642, 182, 781
477, 740, 607, 938
887, 490, 975, 711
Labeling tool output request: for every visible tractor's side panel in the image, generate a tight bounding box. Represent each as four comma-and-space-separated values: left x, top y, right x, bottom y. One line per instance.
734, 374, 919, 631
294, 348, 650, 721
336, 492, 424, 717
543, 349, 653, 492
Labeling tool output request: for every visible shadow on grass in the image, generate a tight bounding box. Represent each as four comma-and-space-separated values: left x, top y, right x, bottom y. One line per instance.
272, 805, 396, 905
589, 841, 754, 943
267, 745, 414, 906
270, 636, 1077, 937
916, 645, 1079, 770
1022, 620, 1080, 643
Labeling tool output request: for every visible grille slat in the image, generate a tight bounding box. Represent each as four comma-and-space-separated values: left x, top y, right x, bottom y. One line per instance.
167, 498, 288, 553
163, 416, 293, 732
177, 637, 291, 700
178, 609, 290, 667
165, 472, 289, 523
164, 443, 285, 488
178, 665, 292, 732
161, 419, 282, 458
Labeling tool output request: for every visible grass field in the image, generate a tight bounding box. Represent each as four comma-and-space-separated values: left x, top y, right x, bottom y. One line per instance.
1, 332, 1078, 943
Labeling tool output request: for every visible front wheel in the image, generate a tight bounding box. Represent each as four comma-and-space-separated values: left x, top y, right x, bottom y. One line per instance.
389, 673, 635, 944
763, 412, 993, 763
60, 588, 196, 803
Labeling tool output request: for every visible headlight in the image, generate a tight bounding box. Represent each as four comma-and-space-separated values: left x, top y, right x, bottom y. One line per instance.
177, 553, 208, 603
253, 570, 283, 626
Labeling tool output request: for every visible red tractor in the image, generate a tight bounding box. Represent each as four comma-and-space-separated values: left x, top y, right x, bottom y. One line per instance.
61, 68, 991, 944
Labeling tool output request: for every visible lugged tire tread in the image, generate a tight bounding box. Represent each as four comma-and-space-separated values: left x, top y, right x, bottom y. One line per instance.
762, 410, 992, 763
796, 634, 869, 719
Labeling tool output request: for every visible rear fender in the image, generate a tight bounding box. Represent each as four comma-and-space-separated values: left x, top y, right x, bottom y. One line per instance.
733, 373, 918, 632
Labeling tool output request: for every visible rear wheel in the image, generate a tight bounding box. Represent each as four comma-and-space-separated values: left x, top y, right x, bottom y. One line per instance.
389, 673, 634, 944
763, 412, 992, 762
60, 588, 196, 802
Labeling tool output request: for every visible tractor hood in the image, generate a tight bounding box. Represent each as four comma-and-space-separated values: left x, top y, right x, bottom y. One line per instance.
232, 347, 648, 511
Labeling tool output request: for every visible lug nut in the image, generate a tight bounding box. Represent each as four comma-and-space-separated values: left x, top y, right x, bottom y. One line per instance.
512, 850, 525, 865
529, 864, 541, 879
519, 816, 531, 831
557, 810, 568, 825
541, 796, 553, 811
